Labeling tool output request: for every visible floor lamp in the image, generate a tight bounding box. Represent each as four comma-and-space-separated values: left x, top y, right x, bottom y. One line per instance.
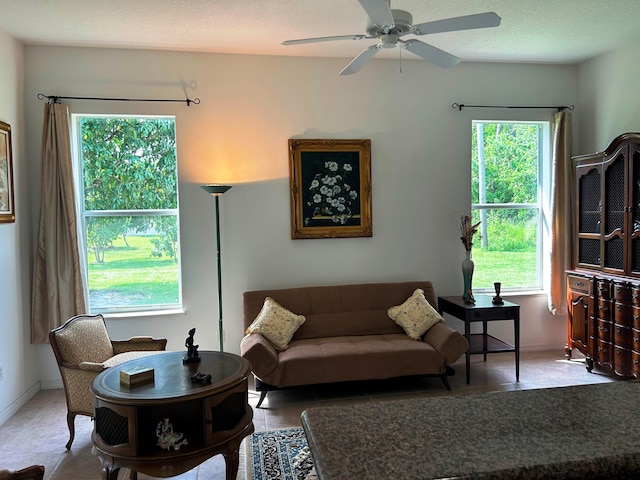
201, 184, 232, 352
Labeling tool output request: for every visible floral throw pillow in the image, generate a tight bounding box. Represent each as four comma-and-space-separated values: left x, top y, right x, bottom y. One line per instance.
388, 289, 444, 340
246, 297, 306, 350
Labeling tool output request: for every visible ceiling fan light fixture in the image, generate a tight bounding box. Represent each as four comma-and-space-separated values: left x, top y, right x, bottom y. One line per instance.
380, 34, 398, 48
366, 9, 413, 36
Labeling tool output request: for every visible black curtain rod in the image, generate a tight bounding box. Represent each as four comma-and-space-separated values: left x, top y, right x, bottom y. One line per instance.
452, 103, 573, 112
37, 93, 200, 106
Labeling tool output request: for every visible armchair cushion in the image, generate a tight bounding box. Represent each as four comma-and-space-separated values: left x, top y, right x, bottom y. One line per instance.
102, 350, 165, 368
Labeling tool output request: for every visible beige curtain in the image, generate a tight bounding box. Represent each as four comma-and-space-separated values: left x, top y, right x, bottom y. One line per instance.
31, 103, 86, 343
548, 111, 574, 315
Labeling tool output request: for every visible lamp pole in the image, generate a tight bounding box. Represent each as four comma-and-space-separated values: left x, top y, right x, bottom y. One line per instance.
201, 184, 232, 352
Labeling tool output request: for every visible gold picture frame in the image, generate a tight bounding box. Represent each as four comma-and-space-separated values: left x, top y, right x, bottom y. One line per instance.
0, 120, 15, 224
289, 139, 372, 239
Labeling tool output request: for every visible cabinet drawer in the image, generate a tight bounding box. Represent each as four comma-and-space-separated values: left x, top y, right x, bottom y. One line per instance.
613, 345, 632, 377
596, 339, 612, 366
632, 286, 640, 306
567, 275, 590, 294
632, 306, 640, 330
633, 328, 640, 350
596, 298, 612, 320
597, 280, 611, 300
613, 323, 632, 347
632, 350, 640, 377
614, 282, 632, 302
596, 319, 612, 343
613, 302, 631, 326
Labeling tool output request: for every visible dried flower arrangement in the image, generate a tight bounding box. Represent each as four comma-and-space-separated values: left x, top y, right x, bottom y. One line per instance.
459, 215, 481, 251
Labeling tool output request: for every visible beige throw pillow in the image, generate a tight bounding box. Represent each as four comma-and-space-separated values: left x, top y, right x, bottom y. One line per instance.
246, 297, 306, 350
388, 288, 444, 340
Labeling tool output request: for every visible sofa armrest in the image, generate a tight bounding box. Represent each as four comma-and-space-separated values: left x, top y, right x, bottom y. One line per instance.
423, 322, 469, 365
112, 337, 167, 354
240, 333, 279, 379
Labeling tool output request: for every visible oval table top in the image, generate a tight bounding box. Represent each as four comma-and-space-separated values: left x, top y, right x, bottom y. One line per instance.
92, 350, 251, 403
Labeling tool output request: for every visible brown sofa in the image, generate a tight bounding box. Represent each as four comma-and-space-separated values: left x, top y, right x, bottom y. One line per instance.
241, 281, 469, 407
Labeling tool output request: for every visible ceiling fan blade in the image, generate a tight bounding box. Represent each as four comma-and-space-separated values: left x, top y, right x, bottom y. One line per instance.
412, 12, 501, 35
357, 0, 394, 29
282, 34, 368, 46
339, 44, 382, 76
402, 39, 460, 68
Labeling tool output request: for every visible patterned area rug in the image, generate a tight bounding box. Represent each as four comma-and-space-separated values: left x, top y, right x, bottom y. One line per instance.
248, 427, 317, 480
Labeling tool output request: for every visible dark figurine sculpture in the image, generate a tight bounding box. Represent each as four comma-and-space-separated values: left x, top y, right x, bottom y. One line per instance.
183, 327, 201, 364
190, 372, 212, 384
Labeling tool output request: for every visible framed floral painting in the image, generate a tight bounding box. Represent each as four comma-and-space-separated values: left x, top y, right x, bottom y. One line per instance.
0, 121, 15, 224
289, 138, 372, 239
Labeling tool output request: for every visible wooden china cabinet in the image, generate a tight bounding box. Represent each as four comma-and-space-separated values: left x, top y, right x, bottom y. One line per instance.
566, 132, 640, 378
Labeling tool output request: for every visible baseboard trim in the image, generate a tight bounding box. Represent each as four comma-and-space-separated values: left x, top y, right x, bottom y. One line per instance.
0, 382, 40, 426
40, 379, 64, 390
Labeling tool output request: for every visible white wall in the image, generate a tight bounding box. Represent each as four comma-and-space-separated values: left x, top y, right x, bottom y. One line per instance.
576, 39, 640, 154
0, 30, 38, 421
23, 46, 577, 387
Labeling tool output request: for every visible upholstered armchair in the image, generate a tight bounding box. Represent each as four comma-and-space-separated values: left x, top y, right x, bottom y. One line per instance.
49, 314, 167, 449
0, 465, 44, 480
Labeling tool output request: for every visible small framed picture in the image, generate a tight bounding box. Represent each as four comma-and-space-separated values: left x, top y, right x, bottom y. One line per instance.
0, 121, 15, 224
289, 139, 372, 239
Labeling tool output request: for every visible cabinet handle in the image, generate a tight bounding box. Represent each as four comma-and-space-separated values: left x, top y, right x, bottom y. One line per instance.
617, 305, 623, 311
633, 294, 639, 300
576, 281, 585, 287
598, 346, 609, 353
598, 326, 609, 332
634, 315, 639, 320
634, 337, 640, 343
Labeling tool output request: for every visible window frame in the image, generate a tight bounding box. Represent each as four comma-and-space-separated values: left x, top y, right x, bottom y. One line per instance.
71, 113, 183, 315
471, 119, 550, 293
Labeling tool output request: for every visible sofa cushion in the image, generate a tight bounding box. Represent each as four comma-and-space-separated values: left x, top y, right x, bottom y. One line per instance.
266, 334, 445, 387
246, 297, 306, 350
388, 289, 444, 340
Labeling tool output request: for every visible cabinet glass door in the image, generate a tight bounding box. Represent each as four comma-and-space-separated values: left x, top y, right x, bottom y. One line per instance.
577, 165, 602, 268
603, 151, 626, 273
631, 145, 640, 275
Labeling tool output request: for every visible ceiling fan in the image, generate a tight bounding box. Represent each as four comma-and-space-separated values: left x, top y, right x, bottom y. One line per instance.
282, 0, 501, 75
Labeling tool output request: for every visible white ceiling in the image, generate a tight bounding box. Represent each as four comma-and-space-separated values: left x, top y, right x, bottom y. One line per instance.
0, 0, 639, 66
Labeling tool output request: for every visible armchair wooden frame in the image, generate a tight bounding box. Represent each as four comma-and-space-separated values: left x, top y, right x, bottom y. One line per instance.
49, 314, 167, 450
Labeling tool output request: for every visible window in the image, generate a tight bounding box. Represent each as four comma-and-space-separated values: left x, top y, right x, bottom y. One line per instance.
471, 121, 549, 292
72, 115, 182, 314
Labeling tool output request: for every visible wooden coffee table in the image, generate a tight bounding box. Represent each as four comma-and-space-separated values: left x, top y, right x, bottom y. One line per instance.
91, 351, 253, 480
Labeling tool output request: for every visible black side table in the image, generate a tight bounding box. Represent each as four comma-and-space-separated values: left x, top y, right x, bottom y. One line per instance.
438, 295, 520, 384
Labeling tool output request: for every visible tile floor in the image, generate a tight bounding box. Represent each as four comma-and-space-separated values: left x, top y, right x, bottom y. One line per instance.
0, 350, 618, 479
